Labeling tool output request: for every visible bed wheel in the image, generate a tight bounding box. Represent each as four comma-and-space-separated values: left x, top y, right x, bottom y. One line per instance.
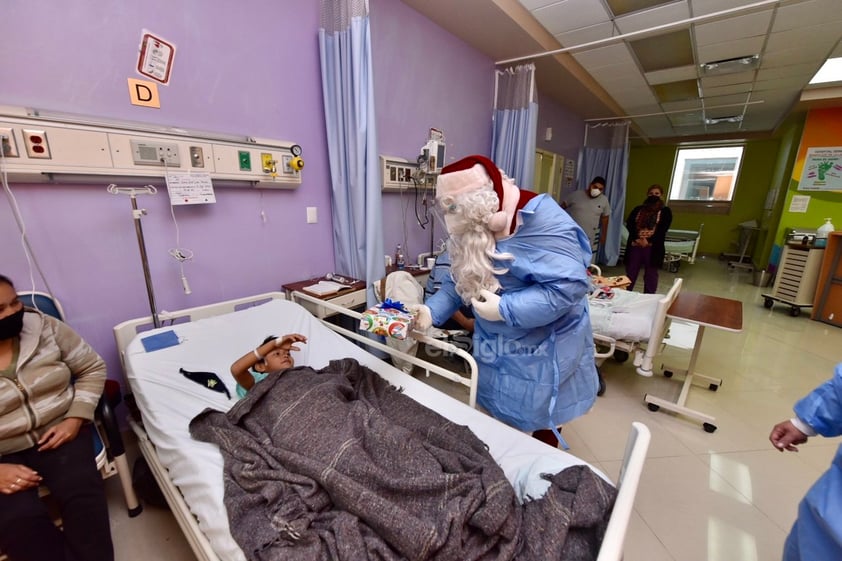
763, 298, 774, 309
703, 423, 717, 433
663, 370, 673, 378
647, 403, 660, 412
790, 306, 801, 317
708, 383, 719, 391
669, 262, 680, 273
613, 350, 629, 363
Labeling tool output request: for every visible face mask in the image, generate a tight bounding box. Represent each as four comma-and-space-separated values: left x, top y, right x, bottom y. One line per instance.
646, 195, 661, 204
590, 188, 602, 198
0, 308, 24, 340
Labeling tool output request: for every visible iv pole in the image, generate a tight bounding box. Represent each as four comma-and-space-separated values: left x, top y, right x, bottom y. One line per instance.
108, 184, 161, 328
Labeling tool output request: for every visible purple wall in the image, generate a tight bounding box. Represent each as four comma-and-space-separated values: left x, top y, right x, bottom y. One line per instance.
371, 0, 495, 262
536, 92, 586, 168
1, 0, 585, 387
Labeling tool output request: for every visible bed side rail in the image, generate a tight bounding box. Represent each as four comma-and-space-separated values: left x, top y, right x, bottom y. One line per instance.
636, 278, 683, 376
112, 292, 288, 372
291, 291, 479, 408
597, 421, 651, 561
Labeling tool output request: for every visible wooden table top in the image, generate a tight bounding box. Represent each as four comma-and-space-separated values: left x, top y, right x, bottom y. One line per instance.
281, 276, 365, 300
667, 291, 743, 332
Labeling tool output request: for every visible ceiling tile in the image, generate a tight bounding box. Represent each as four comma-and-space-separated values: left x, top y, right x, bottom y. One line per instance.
653, 78, 700, 102
689, 0, 771, 17
646, 65, 699, 85
661, 99, 703, 111
763, 45, 836, 68
668, 111, 704, 126
699, 70, 755, 88
753, 76, 813, 93
755, 64, 818, 82
519, 0, 563, 9
772, 0, 842, 32
533, 0, 611, 34
614, 2, 690, 34
696, 37, 766, 65
765, 23, 842, 54
630, 28, 694, 72
606, 0, 683, 17
702, 92, 751, 107
572, 43, 637, 69
611, 88, 661, 108
591, 64, 647, 82
554, 21, 616, 48
694, 10, 773, 45
701, 83, 753, 96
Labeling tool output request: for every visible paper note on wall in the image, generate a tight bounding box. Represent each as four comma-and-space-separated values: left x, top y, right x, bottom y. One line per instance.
166, 172, 216, 205
789, 195, 810, 213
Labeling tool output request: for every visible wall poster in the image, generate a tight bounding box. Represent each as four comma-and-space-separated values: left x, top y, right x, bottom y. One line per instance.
798, 146, 842, 191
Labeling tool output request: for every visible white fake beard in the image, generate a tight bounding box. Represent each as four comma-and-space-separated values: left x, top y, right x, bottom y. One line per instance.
448, 229, 515, 303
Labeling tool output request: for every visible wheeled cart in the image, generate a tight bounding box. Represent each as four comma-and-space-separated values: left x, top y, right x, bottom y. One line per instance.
762, 243, 824, 317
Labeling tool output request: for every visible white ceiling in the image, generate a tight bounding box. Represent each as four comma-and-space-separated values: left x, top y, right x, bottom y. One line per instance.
402, 0, 842, 143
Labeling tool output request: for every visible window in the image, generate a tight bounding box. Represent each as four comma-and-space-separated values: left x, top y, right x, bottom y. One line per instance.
668, 146, 744, 212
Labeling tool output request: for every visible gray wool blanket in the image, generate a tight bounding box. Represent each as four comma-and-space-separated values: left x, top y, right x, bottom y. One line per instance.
189, 359, 616, 561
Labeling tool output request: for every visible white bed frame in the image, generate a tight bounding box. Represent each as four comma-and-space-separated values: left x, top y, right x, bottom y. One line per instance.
113, 291, 650, 561
593, 277, 683, 377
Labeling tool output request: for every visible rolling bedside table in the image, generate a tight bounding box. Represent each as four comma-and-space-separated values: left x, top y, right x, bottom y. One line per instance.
282, 276, 367, 319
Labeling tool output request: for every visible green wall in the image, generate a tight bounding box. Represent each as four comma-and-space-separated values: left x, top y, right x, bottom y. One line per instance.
628, 137, 789, 263
772, 107, 842, 261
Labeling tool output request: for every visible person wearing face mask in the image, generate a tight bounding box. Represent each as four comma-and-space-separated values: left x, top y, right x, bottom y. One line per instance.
624, 184, 673, 293
561, 176, 611, 262
0, 275, 114, 561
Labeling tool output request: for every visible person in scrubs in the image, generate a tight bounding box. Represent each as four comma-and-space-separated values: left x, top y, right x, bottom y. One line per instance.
413, 155, 598, 448
770, 362, 842, 561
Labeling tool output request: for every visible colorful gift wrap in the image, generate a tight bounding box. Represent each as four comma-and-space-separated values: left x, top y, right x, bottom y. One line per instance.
359, 299, 416, 340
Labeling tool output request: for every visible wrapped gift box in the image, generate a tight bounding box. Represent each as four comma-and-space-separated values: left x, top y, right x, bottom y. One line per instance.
359, 299, 415, 340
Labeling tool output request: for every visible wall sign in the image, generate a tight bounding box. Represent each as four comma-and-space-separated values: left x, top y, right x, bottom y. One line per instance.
137, 31, 176, 85
127, 78, 160, 108
165, 172, 216, 205
798, 146, 842, 191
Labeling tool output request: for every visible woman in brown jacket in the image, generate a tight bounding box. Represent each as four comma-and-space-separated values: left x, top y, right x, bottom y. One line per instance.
0, 274, 113, 561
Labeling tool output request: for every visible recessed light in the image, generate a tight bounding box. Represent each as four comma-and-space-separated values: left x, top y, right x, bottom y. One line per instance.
705, 115, 743, 125
700, 55, 760, 75
809, 57, 842, 84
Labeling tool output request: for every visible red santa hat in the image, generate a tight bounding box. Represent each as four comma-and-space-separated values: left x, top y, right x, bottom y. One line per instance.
436, 155, 528, 235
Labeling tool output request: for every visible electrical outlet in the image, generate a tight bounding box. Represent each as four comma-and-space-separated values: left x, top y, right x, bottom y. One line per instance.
306, 207, 318, 224
22, 129, 51, 159
0, 128, 19, 157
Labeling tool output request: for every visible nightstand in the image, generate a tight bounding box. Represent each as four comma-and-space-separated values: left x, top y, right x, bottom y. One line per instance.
282, 276, 367, 319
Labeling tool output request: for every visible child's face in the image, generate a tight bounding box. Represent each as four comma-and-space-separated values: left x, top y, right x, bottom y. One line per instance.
259, 347, 294, 373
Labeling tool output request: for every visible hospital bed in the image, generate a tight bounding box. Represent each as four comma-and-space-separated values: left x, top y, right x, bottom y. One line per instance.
113, 291, 650, 561
620, 224, 703, 272
590, 276, 684, 379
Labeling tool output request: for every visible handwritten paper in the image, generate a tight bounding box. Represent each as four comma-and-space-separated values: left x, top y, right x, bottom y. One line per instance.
166, 172, 216, 205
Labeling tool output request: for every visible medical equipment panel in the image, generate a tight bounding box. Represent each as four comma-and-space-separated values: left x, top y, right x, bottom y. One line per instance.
0, 107, 301, 188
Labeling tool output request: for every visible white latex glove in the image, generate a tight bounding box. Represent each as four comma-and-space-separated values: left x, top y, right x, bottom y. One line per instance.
409, 304, 432, 332
471, 289, 503, 322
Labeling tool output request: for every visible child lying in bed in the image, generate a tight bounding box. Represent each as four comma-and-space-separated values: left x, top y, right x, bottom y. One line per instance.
231, 333, 307, 398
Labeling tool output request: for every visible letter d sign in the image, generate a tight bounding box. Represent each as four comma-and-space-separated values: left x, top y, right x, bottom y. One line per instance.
128, 78, 161, 108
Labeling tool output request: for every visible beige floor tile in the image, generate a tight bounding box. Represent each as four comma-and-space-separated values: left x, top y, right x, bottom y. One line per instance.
632, 455, 787, 561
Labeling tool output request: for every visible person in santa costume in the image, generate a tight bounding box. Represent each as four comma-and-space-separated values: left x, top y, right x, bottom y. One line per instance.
413, 155, 598, 447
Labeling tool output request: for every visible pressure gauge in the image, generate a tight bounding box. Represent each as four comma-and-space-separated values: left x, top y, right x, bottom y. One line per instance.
290, 144, 302, 157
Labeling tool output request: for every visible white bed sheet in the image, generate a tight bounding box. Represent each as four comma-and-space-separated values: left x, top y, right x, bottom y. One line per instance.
589, 290, 662, 341
124, 298, 599, 561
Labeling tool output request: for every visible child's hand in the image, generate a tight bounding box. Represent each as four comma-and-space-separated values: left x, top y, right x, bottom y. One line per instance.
276, 333, 307, 353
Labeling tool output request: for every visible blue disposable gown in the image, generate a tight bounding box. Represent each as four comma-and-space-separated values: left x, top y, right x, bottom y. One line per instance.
426, 194, 599, 431
785, 362, 842, 561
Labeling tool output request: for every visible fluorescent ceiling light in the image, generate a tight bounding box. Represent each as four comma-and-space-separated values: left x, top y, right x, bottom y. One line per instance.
705, 115, 743, 125
700, 55, 760, 75
809, 57, 842, 84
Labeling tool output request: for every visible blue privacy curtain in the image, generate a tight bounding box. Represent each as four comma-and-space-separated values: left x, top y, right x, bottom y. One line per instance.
319, 0, 383, 302
577, 121, 629, 266
491, 64, 538, 190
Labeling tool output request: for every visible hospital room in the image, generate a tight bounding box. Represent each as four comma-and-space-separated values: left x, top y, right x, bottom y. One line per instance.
2, 0, 842, 560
